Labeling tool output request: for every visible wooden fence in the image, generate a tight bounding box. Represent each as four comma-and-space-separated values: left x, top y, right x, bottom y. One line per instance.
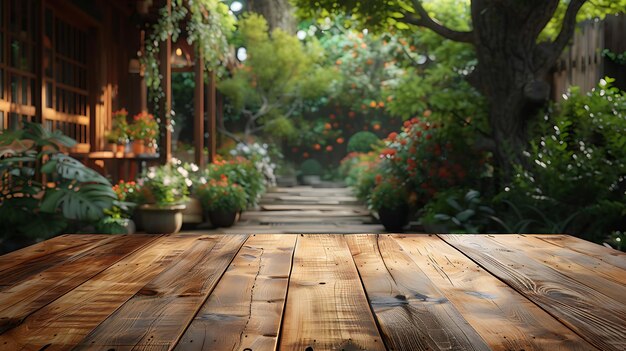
552, 14, 626, 100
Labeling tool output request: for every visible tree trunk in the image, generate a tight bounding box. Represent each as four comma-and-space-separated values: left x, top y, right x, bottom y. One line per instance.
471, 0, 559, 181
249, 0, 296, 33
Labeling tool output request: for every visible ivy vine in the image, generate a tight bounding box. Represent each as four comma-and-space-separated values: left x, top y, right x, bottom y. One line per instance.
140, 0, 235, 133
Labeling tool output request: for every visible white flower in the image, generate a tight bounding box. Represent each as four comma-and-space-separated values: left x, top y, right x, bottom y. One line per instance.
230, 149, 237, 156
163, 176, 171, 186
199, 177, 207, 184
177, 166, 189, 178
190, 163, 199, 172
242, 146, 250, 153
147, 170, 156, 179
185, 178, 193, 187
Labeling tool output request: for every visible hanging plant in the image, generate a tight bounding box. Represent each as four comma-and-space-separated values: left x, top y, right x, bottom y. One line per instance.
140, 0, 235, 125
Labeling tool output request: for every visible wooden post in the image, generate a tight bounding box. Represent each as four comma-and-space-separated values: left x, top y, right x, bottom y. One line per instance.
206, 71, 217, 163
159, 0, 172, 164
194, 53, 205, 167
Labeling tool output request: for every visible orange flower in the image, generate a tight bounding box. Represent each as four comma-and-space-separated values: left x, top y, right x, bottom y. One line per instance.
369, 101, 377, 108
303, 152, 310, 158
373, 124, 381, 131
336, 137, 345, 144
313, 144, 321, 151
326, 145, 333, 152
423, 109, 432, 117
336, 59, 342, 65
378, 101, 385, 108
324, 123, 332, 130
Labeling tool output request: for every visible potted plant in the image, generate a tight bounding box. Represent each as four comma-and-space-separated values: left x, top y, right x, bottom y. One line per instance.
128, 111, 158, 155
370, 176, 410, 232
109, 109, 129, 153
0, 123, 119, 250
195, 175, 247, 228
298, 159, 323, 185
135, 163, 189, 234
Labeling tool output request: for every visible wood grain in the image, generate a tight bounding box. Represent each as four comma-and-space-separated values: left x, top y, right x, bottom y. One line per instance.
532, 234, 626, 270
279, 234, 385, 351
441, 234, 626, 351
0, 234, 113, 288
74, 234, 248, 350
491, 235, 626, 304
0, 234, 155, 334
347, 234, 489, 351
0, 234, 200, 350
175, 234, 297, 351
393, 234, 598, 351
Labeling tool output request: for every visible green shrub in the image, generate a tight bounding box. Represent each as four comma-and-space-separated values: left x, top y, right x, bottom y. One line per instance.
300, 159, 323, 176
421, 188, 495, 233
497, 78, 626, 242
347, 131, 379, 153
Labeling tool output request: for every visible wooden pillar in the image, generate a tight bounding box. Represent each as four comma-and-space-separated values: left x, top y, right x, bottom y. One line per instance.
193, 54, 205, 167
206, 71, 217, 163
159, 0, 172, 164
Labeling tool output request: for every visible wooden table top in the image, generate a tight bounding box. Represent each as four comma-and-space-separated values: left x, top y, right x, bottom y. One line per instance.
0, 234, 624, 350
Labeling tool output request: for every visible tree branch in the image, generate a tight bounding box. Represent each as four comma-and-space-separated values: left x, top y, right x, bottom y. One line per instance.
539, 0, 587, 73
402, 0, 474, 44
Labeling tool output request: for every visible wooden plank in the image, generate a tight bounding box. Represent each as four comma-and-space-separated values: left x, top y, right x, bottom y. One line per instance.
242, 210, 370, 217
279, 234, 385, 350
346, 234, 489, 350
0, 234, 115, 288
261, 204, 369, 213
175, 234, 297, 351
0, 235, 155, 334
532, 234, 626, 270
75, 234, 248, 350
393, 234, 599, 350
0, 234, 201, 350
492, 235, 626, 304
441, 234, 626, 351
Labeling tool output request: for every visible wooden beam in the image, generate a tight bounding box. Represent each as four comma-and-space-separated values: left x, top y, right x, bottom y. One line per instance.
159, 0, 172, 164
206, 70, 216, 163
193, 54, 204, 167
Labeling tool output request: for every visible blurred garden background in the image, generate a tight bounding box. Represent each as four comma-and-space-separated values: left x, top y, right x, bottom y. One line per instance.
1, 0, 625, 253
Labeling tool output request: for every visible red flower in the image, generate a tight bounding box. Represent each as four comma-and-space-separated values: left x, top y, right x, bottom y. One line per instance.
388, 132, 398, 141
375, 174, 383, 184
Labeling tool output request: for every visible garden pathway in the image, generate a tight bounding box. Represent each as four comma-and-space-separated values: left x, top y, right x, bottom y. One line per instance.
195, 185, 386, 234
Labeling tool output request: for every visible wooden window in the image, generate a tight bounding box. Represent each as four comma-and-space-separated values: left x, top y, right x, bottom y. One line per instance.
0, 0, 37, 130
42, 4, 90, 149
0, 0, 90, 150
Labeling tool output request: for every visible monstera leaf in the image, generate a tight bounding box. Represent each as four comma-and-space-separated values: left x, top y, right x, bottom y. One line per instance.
44, 154, 110, 184
40, 183, 117, 221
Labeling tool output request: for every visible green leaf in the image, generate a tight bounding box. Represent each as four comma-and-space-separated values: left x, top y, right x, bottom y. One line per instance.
41, 184, 116, 222
51, 154, 110, 184
456, 209, 475, 222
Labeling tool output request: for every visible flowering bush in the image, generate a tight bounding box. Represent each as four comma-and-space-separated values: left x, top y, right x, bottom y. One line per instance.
369, 176, 408, 211
129, 111, 159, 142
228, 142, 277, 186
138, 162, 190, 207
381, 116, 486, 205
208, 156, 265, 207
195, 175, 247, 212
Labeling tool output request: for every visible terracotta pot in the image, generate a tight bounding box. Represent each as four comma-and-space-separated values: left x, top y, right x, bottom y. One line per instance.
138, 204, 186, 234
107, 143, 117, 152
131, 140, 145, 154
377, 204, 409, 233
207, 210, 240, 228
116, 143, 126, 153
